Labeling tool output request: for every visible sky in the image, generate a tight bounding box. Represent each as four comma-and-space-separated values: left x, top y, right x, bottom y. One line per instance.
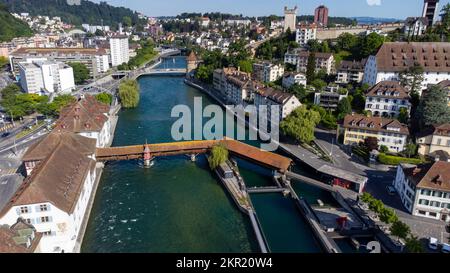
93, 0, 450, 19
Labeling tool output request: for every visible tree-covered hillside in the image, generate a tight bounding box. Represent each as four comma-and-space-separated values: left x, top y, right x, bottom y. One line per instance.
0, 0, 141, 27
0, 4, 32, 42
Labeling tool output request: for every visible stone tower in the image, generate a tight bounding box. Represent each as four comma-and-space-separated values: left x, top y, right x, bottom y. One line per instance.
186, 51, 198, 73
284, 6, 298, 32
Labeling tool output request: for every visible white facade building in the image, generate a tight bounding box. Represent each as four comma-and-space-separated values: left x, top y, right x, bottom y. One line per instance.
295, 24, 317, 46
285, 50, 335, 75
18, 60, 75, 95
110, 35, 130, 67
364, 81, 412, 118
254, 86, 301, 122
0, 142, 97, 253
282, 72, 307, 89
404, 17, 428, 38
253, 62, 285, 83
393, 161, 450, 222
363, 43, 450, 93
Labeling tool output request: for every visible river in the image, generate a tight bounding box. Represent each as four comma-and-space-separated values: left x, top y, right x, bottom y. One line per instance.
81, 57, 328, 253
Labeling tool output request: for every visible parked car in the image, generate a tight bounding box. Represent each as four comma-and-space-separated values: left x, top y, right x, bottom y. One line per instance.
441, 243, 450, 253
386, 185, 396, 196
428, 237, 439, 250
1, 132, 10, 138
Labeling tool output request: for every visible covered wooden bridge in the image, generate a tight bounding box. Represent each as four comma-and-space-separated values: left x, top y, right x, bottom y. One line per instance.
96, 139, 292, 173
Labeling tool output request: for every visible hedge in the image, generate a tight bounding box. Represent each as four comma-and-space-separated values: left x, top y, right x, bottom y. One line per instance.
378, 153, 423, 165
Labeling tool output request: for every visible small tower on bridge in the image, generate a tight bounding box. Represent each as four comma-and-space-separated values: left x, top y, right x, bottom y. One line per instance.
143, 143, 153, 167
186, 51, 199, 74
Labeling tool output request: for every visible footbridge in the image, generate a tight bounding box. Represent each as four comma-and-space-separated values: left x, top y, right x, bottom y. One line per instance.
96, 139, 292, 173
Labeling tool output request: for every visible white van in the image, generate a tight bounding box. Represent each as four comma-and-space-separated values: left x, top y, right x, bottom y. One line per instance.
428, 237, 438, 250
441, 243, 450, 253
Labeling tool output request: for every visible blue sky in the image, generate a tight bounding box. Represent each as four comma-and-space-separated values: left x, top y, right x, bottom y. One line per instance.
94, 0, 450, 19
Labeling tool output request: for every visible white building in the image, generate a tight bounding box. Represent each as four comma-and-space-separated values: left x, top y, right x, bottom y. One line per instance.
252, 62, 285, 83
18, 60, 75, 95
393, 161, 450, 222
0, 136, 97, 253
295, 24, 317, 46
417, 124, 450, 158
200, 17, 210, 27
404, 17, 428, 38
364, 81, 412, 118
225, 72, 252, 105
110, 35, 130, 67
254, 86, 301, 122
55, 95, 112, 148
282, 72, 307, 89
340, 114, 410, 153
336, 59, 366, 84
363, 42, 450, 93
285, 50, 335, 75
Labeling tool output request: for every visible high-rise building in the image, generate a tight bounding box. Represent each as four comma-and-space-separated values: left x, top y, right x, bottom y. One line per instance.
284, 6, 298, 32
110, 35, 130, 67
18, 60, 75, 95
314, 5, 329, 27
422, 0, 440, 26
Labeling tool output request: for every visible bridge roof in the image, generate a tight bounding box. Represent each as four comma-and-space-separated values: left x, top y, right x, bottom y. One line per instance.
96, 139, 292, 172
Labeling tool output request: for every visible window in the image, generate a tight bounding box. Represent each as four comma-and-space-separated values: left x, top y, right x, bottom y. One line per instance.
418, 210, 426, 215
429, 212, 437, 217
433, 191, 443, 198
419, 199, 429, 206
25, 219, 32, 224
20, 206, 29, 214
39, 204, 48, 212
430, 201, 441, 208
40, 216, 50, 223
42, 231, 52, 237
421, 189, 432, 196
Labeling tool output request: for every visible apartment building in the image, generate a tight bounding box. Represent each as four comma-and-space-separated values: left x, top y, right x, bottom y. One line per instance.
10, 47, 110, 78
282, 72, 307, 89
339, 114, 410, 153
364, 81, 411, 118
417, 124, 450, 157
18, 60, 75, 94
252, 62, 285, 83
363, 42, 450, 93
254, 86, 302, 122
285, 50, 335, 75
393, 161, 450, 222
295, 24, 317, 46
110, 35, 130, 67
336, 59, 366, 84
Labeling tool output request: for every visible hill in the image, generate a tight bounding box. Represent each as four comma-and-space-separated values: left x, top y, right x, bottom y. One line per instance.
0, 0, 141, 27
0, 4, 32, 42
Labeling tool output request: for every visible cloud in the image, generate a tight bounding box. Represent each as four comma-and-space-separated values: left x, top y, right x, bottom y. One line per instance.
367, 0, 381, 6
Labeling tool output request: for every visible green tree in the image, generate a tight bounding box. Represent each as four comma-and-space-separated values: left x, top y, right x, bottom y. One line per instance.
237, 60, 253, 73
208, 144, 229, 170
351, 89, 366, 113
195, 64, 213, 83
402, 143, 418, 158
311, 79, 326, 91
0, 56, 8, 68
288, 84, 307, 101
390, 220, 410, 241
399, 65, 424, 95
359, 33, 385, 58
405, 236, 424, 253
379, 207, 398, 224
95, 92, 113, 105
306, 52, 316, 84
416, 85, 450, 126
368, 198, 384, 214
119, 79, 140, 108
122, 16, 132, 27
280, 106, 321, 144
364, 137, 379, 152
336, 97, 352, 119
398, 107, 409, 124
68, 62, 90, 85
380, 145, 389, 153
